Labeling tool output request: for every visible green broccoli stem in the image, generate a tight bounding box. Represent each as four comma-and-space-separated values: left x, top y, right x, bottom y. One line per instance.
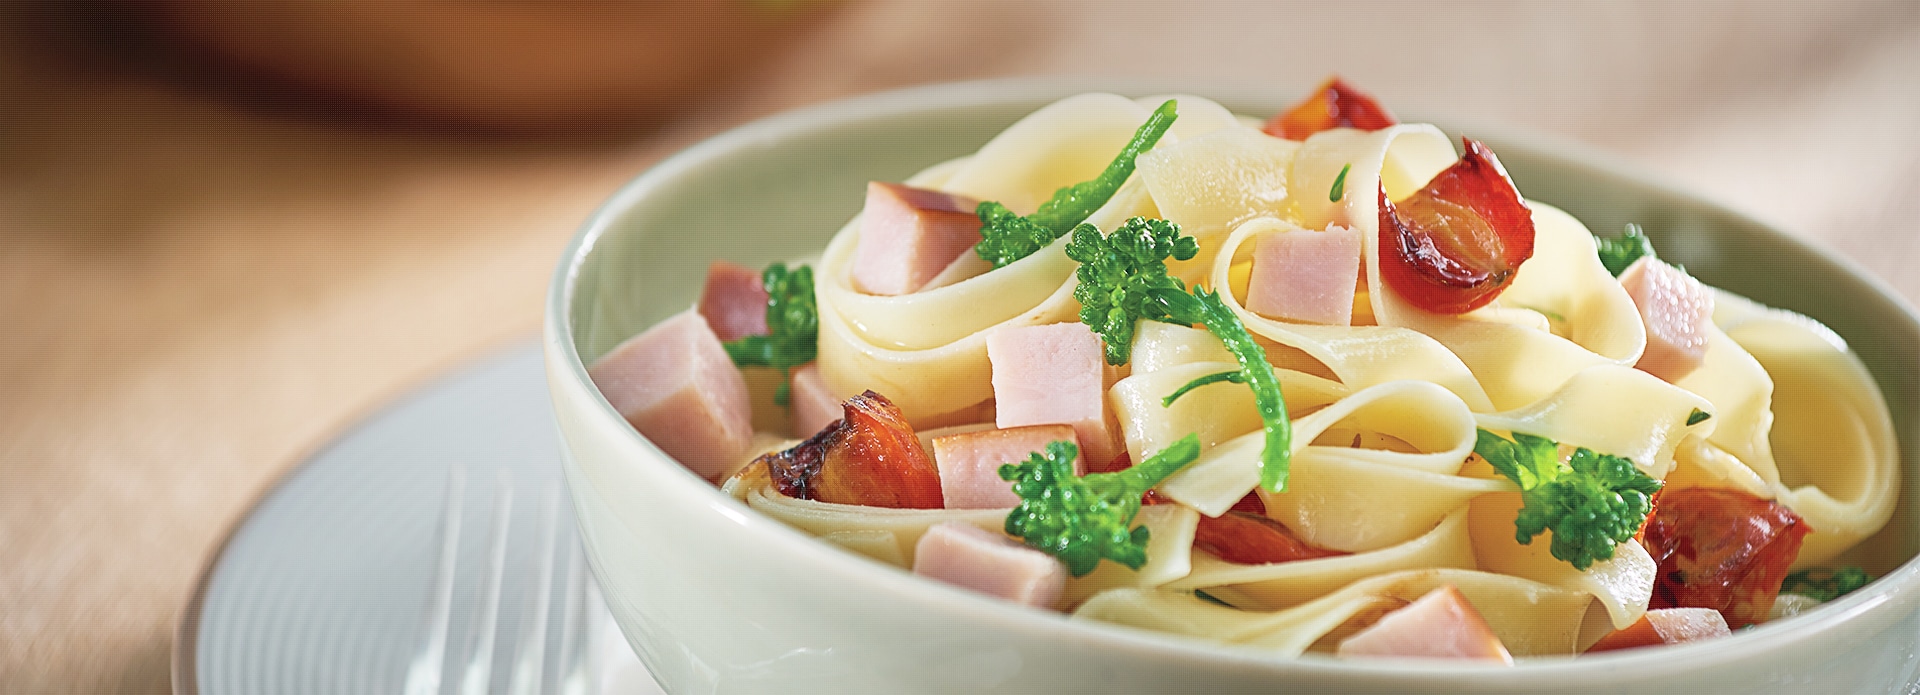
1162, 370, 1245, 407
720, 338, 766, 366
1146, 287, 1294, 492
976, 101, 1182, 269
721, 336, 794, 405
1114, 434, 1203, 494
773, 376, 793, 406
1195, 291, 1293, 493
1027, 99, 1180, 236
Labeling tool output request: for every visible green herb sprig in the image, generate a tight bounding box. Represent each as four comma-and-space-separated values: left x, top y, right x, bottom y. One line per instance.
1329, 163, 1351, 202
1474, 429, 1662, 571
974, 100, 1180, 268
1595, 223, 1658, 277
721, 263, 817, 405
1000, 435, 1201, 576
1066, 217, 1294, 491
1781, 567, 1873, 602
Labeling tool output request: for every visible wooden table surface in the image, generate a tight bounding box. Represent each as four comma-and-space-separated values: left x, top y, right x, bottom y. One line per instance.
3, 1, 1916, 692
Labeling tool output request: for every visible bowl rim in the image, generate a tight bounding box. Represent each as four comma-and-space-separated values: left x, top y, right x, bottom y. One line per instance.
543, 76, 1920, 683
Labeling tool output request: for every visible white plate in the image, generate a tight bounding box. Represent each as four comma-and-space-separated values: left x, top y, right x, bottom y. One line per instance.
174, 342, 661, 695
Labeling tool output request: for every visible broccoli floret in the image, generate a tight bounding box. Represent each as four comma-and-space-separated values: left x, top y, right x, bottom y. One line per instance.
974, 99, 1180, 268
720, 263, 817, 405
972, 202, 1059, 269
1781, 567, 1873, 602
1067, 216, 1294, 492
999, 435, 1201, 576
1065, 217, 1198, 364
1595, 223, 1657, 277
1474, 429, 1663, 571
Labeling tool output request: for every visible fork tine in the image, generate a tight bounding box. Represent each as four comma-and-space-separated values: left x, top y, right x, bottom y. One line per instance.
554, 538, 591, 695
405, 465, 465, 695
509, 485, 563, 695
460, 472, 514, 695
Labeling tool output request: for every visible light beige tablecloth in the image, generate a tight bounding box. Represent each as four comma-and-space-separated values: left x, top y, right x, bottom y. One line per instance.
2, 1, 1915, 691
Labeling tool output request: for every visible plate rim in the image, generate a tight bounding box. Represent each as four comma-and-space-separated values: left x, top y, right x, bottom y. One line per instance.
169, 336, 541, 695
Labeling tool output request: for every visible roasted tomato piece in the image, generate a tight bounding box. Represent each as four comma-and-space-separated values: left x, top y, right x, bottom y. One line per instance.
760, 424, 832, 498
1228, 491, 1266, 516
1089, 451, 1132, 475
1643, 487, 1810, 627
1377, 138, 1537, 314
1263, 76, 1398, 141
1192, 511, 1347, 565
758, 390, 944, 509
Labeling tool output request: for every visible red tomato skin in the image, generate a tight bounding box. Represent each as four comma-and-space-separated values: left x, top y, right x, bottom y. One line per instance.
1228, 491, 1267, 516
1192, 512, 1347, 565
761, 390, 945, 509
1377, 138, 1537, 314
1263, 76, 1398, 140
1585, 615, 1664, 653
1643, 487, 1810, 628
1090, 451, 1131, 475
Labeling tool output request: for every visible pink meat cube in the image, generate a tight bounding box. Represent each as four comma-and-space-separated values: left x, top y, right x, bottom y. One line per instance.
852, 182, 983, 296
931, 425, 1083, 509
1619, 257, 1714, 382
986, 322, 1120, 464
697, 260, 768, 342
788, 363, 844, 438
1336, 585, 1514, 664
1245, 226, 1362, 326
912, 522, 1067, 608
588, 310, 753, 480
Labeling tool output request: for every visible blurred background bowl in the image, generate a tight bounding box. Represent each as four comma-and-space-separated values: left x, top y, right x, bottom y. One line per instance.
544, 79, 1920, 693
143, 0, 838, 133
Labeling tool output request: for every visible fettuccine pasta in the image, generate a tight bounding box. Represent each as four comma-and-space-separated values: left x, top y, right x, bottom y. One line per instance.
592, 81, 1899, 662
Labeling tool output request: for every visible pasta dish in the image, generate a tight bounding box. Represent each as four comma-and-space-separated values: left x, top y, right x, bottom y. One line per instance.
584, 79, 1898, 661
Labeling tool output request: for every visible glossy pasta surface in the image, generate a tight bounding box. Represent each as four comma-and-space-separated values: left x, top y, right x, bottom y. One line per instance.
710, 93, 1899, 658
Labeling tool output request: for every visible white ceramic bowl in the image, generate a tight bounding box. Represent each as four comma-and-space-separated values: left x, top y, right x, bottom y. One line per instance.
544, 80, 1920, 693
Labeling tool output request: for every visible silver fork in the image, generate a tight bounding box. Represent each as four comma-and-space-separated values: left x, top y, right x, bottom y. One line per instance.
405, 466, 597, 695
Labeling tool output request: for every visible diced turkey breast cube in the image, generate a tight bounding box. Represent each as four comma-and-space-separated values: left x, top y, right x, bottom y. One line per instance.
931, 425, 1083, 509
787, 363, 844, 438
852, 182, 983, 296
1245, 226, 1362, 326
697, 260, 768, 342
1336, 585, 1514, 664
1586, 607, 1732, 653
912, 521, 1066, 608
1619, 257, 1714, 382
986, 322, 1121, 463
588, 310, 753, 480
